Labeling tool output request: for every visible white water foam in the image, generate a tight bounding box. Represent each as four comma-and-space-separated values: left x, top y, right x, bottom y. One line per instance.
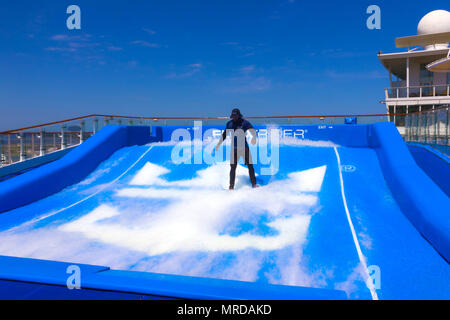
0, 158, 330, 287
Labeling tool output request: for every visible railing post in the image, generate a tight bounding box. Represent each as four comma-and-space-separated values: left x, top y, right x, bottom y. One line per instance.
19, 132, 25, 162
31, 133, 35, 158
408, 114, 411, 141
405, 114, 409, 141
420, 87, 422, 97
61, 125, 67, 150
420, 111, 424, 142
80, 121, 85, 143
411, 114, 414, 141
418, 113, 421, 142
434, 110, 437, 144
406, 57, 410, 97
393, 105, 396, 126
423, 112, 427, 143
7, 134, 12, 164
413, 114, 417, 142
93, 118, 98, 135
0, 138, 3, 167
433, 86, 436, 97
417, 113, 420, 142
39, 127, 45, 156
446, 107, 449, 146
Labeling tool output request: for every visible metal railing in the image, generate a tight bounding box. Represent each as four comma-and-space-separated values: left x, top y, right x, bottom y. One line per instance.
386, 84, 450, 99
0, 113, 391, 167
404, 106, 450, 146
0, 115, 157, 166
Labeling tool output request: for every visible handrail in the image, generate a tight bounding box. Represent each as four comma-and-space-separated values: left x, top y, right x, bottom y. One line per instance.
0, 113, 393, 134
385, 84, 450, 100
404, 106, 449, 146
385, 84, 450, 90
403, 105, 449, 116
0, 112, 412, 167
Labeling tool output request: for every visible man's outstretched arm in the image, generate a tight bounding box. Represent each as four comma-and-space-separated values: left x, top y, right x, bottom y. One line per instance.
215, 129, 227, 151
248, 127, 257, 145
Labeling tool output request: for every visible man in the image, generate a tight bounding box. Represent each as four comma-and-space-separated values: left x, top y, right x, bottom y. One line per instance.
215, 108, 259, 190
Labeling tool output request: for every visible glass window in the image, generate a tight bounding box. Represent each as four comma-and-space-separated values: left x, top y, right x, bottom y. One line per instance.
420, 64, 434, 95
420, 64, 433, 84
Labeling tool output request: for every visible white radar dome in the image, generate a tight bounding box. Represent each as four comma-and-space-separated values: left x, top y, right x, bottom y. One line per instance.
417, 10, 450, 49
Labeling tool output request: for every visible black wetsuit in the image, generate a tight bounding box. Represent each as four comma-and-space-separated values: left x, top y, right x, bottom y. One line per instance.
221, 118, 257, 188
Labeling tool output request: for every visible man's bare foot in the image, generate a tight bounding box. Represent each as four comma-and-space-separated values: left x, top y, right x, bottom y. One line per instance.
252, 184, 260, 188
229, 186, 234, 190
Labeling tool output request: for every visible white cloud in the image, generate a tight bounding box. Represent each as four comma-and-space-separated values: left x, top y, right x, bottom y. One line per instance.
107, 46, 123, 51
165, 63, 203, 79
130, 40, 161, 48
220, 76, 271, 93
239, 65, 256, 74
325, 70, 385, 80
142, 28, 156, 35
50, 34, 92, 42
45, 47, 76, 52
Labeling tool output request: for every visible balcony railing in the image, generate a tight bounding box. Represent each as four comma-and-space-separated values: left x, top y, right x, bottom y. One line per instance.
385, 85, 450, 100
0, 115, 155, 166
0, 113, 391, 167
404, 106, 450, 146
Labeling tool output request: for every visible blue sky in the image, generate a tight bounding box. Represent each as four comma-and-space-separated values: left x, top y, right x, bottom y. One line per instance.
0, 0, 448, 130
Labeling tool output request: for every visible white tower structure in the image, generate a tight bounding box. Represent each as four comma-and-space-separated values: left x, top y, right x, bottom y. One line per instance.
378, 10, 450, 134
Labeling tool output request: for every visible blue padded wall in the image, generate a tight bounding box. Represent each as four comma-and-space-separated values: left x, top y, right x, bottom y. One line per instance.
0, 125, 153, 214
368, 122, 450, 262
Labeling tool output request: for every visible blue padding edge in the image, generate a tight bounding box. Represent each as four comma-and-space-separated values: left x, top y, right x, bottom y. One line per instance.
0, 256, 346, 300
0, 147, 74, 179
156, 124, 370, 147
407, 142, 450, 197
0, 125, 154, 214
368, 122, 450, 262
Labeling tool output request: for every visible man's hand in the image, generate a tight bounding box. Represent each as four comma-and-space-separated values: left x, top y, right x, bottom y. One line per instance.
249, 128, 257, 145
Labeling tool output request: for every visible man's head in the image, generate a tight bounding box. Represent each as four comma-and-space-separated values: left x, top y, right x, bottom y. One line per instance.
230, 108, 242, 121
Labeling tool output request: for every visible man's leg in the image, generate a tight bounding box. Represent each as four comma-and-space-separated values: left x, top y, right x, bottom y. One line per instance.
244, 146, 257, 186
229, 148, 238, 189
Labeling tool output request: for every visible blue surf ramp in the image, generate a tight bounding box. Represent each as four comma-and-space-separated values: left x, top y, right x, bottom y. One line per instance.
0, 122, 448, 299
